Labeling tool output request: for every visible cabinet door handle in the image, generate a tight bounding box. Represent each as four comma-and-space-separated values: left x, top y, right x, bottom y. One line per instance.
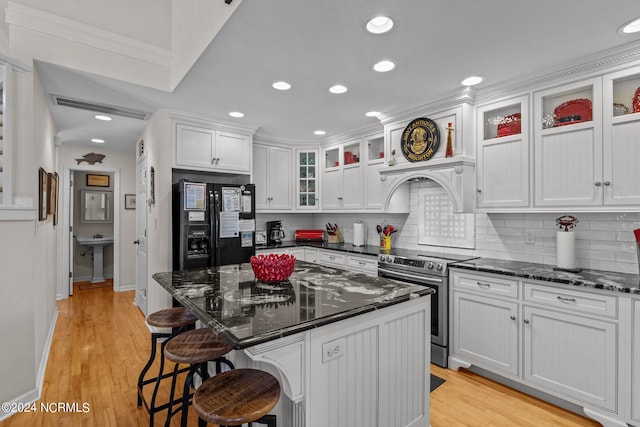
510, 315, 516, 321
595, 181, 602, 186
211, 157, 216, 164
358, 261, 366, 266
216, 158, 221, 165
476, 281, 491, 288
477, 188, 482, 193
523, 319, 530, 324
557, 296, 576, 303
603, 181, 611, 186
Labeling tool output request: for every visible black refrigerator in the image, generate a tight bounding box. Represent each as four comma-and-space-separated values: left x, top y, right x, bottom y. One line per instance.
173, 179, 256, 270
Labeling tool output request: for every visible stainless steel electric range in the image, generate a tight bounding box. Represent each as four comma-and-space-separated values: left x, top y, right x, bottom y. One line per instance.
377, 249, 478, 368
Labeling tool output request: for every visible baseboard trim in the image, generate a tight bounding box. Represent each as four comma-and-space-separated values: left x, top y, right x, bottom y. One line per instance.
0, 308, 59, 421
117, 284, 135, 292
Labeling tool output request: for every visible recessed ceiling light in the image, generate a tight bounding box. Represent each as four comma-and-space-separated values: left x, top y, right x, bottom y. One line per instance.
313, 130, 326, 136
229, 111, 244, 118
365, 111, 381, 117
373, 60, 395, 72
460, 75, 484, 86
620, 17, 640, 34
366, 16, 394, 34
272, 81, 291, 90
329, 85, 348, 94
91, 138, 105, 143
94, 114, 112, 121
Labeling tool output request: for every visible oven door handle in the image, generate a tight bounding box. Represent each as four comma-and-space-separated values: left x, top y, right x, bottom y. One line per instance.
378, 267, 444, 285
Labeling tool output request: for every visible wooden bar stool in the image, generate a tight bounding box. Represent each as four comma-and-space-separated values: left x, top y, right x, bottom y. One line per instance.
193, 368, 280, 427
163, 328, 235, 427
137, 307, 197, 427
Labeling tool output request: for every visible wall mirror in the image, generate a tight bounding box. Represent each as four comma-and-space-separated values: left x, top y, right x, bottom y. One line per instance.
81, 190, 112, 223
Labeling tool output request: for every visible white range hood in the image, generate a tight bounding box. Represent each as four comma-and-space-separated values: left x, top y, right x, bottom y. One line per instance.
379, 156, 476, 213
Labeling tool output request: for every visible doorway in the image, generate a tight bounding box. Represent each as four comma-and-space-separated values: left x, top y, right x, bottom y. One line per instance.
60, 166, 121, 298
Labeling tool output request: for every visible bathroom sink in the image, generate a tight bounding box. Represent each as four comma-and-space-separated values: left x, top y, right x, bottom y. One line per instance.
76, 235, 113, 283
77, 235, 114, 246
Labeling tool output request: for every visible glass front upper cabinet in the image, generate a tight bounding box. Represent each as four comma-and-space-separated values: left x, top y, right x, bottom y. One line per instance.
482, 103, 522, 140
611, 72, 640, 117
540, 83, 594, 129
366, 135, 384, 162
298, 150, 317, 208
343, 141, 360, 166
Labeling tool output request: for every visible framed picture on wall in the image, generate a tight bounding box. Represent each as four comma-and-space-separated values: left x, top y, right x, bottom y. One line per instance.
124, 194, 136, 210
86, 174, 110, 187
48, 172, 59, 225
38, 167, 48, 221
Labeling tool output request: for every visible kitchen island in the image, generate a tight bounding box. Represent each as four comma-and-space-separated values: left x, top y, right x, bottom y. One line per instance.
152, 260, 434, 427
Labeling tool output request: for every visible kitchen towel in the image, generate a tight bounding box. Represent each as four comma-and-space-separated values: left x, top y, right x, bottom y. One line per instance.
557, 231, 576, 270
353, 221, 365, 246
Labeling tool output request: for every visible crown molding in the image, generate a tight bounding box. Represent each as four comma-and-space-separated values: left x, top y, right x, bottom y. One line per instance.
5, 2, 172, 68
167, 109, 260, 135
476, 40, 640, 103
378, 87, 475, 127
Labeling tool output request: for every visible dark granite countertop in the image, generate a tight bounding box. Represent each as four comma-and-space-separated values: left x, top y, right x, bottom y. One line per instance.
450, 258, 640, 295
152, 260, 434, 349
256, 241, 383, 256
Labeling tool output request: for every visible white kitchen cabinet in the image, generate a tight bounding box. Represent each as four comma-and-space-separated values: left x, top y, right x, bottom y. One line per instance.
476, 95, 530, 209
522, 305, 617, 411
297, 149, 319, 210
321, 140, 363, 210
364, 134, 385, 209
346, 253, 378, 276
450, 268, 623, 423
533, 77, 604, 207
633, 299, 640, 423
602, 68, 640, 205
450, 271, 519, 377
287, 247, 306, 260
317, 249, 346, 268
452, 291, 519, 377
253, 144, 292, 210
304, 248, 318, 263
174, 122, 251, 174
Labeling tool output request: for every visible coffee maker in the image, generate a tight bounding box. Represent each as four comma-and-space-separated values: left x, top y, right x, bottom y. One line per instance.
266, 220, 285, 245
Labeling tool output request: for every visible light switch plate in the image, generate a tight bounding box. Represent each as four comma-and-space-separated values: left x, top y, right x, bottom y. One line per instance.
322, 338, 345, 363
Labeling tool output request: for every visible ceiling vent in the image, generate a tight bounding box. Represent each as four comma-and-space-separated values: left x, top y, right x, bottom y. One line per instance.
52, 95, 150, 120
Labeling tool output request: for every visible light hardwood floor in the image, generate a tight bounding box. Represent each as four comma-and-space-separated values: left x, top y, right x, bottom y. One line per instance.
1, 282, 602, 427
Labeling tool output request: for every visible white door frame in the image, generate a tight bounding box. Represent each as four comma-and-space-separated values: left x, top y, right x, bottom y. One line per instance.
59, 165, 121, 298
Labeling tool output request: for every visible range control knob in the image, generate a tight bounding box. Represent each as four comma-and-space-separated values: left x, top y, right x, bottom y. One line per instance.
436, 263, 443, 271
427, 262, 434, 269
386, 256, 393, 262
379, 255, 385, 262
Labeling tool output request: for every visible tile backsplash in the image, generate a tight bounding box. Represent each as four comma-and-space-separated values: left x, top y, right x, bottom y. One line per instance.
256, 186, 640, 275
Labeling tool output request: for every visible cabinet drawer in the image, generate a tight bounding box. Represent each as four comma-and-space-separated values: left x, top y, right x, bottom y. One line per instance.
451, 271, 518, 299
523, 283, 618, 318
317, 250, 346, 267
346, 254, 378, 275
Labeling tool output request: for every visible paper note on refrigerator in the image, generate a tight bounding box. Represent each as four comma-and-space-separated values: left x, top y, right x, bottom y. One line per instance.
220, 211, 239, 238
222, 188, 241, 212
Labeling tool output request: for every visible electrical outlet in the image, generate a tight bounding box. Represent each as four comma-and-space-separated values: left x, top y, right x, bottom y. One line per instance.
322, 338, 345, 363
525, 230, 535, 244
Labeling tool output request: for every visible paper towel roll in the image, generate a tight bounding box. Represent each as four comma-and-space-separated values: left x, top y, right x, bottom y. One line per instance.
557, 231, 576, 270
353, 221, 365, 246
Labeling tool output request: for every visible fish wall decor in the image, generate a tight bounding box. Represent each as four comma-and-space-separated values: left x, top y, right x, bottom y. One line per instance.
75, 153, 106, 165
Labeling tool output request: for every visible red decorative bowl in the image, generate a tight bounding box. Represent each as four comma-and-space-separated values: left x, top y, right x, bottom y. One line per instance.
250, 254, 296, 283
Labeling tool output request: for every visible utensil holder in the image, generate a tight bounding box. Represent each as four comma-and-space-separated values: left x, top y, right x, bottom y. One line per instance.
327, 230, 343, 244
380, 235, 391, 250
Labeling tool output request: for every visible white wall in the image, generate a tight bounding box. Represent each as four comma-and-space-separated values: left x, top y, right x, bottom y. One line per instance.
138, 110, 172, 315
0, 65, 58, 413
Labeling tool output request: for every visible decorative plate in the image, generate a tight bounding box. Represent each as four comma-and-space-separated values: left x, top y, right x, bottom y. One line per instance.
496, 113, 521, 137
400, 118, 440, 162
553, 98, 592, 126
